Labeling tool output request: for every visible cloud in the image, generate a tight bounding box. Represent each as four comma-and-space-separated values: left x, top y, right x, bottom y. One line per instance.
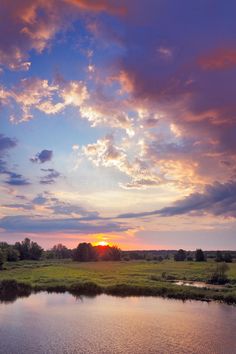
83, 134, 163, 189
5, 173, 31, 186
0, 134, 30, 186
65, 0, 126, 15
31, 192, 101, 219
40, 168, 60, 184
32, 195, 48, 205
0, 0, 125, 71
199, 48, 236, 71
117, 180, 236, 219
2, 192, 101, 220
0, 134, 17, 151
30, 149, 53, 163
84, 0, 236, 188
2, 203, 32, 210
79, 91, 133, 133
0, 215, 129, 234
2, 78, 88, 122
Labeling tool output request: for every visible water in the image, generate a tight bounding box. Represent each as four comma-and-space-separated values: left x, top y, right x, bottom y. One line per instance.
0, 293, 235, 354
174, 280, 225, 289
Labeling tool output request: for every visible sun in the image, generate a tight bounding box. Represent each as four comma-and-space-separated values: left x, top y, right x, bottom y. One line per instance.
97, 241, 109, 246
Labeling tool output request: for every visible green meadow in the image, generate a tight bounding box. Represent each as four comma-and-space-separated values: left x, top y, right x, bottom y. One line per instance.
0, 259, 236, 303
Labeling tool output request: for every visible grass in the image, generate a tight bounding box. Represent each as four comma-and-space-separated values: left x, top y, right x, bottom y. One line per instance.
0, 259, 236, 303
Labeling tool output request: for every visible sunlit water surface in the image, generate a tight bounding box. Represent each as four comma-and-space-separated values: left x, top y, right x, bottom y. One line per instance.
0, 292, 235, 354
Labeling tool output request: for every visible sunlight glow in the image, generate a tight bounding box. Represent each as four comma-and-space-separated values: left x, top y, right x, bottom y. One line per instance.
97, 241, 109, 246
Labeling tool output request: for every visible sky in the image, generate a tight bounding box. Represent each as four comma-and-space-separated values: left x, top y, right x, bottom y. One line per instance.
0, 0, 236, 250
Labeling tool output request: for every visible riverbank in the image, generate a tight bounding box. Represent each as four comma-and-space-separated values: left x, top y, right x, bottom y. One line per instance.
0, 260, 236, 303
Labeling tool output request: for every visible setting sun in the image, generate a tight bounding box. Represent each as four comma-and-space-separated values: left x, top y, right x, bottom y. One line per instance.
97, 241, 109, 247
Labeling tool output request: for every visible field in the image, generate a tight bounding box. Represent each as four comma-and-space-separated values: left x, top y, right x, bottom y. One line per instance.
0, 260, 236, 303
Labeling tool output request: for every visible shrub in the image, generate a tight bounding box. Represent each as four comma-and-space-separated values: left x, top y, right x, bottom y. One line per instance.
0, 250, 6, 270
208, 263, 229, 284
7, 247, 20, 262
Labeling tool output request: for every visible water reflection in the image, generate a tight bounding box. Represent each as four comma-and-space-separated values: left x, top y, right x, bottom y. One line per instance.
0, 280, 31, 304
0, 292, 235, 354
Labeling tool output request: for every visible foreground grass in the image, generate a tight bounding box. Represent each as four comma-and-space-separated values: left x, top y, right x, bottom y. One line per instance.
0, 260, 236, 303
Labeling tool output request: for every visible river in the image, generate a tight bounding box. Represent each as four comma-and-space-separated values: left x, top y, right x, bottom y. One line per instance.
0, 292, 235, 354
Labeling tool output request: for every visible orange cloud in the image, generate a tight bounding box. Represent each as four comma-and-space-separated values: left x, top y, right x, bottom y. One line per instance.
0, 0, 125, 70
199, 48, 236, 70
65, 0, 127, 15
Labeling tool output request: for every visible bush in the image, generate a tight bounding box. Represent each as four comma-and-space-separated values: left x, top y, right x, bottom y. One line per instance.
208, 263, 229, 284
7, 247, 20, 262
0, 250, 5, 270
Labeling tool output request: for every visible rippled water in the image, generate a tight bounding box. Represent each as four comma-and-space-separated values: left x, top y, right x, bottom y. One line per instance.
0, 293, 235, 354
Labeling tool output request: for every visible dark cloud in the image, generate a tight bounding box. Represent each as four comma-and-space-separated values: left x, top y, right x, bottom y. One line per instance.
5, 173, 31, 186
40, 168, 60, 184
30, 150, 53, 163
31, 193, 100, 219
0, 215, 129, 234
32, 195, 48, 205
117, 180, 236, 219
0, 134, 17, 151
0, 134, 30, 186
3, 203, 32, 210
105, 0, 236, 183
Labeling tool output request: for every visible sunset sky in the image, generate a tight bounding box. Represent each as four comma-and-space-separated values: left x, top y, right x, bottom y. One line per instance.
1, 0, 236, 250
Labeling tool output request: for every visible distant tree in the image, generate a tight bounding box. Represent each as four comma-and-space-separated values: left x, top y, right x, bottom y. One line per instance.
208, 263, 229, 284
174, 249, 186, 261
195, 249, 206, 262
215, 250, 224, 262
15, 238, 43, 260
157, 256, 164, 262
50, 244, 71, 259
109, 246, 121, 261
0, 242, 9, 250
0, 249, 6, 270
224, 253, 232, 263
187, 255, 193, 261
73, 243, 97, 262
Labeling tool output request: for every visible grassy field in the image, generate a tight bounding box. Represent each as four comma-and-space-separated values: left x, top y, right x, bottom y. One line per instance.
0, 259, 236, 303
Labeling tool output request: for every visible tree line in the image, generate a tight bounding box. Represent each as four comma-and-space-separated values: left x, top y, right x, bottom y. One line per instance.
0, 239, 121, 269
174, 248, 233, 262
0, 238, 234, 270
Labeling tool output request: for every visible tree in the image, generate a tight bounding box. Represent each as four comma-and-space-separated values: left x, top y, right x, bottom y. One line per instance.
215, 250, 224, 262
30, 241, 43, 260
224, 253, 232, 263
195, 249, 206, 262
73, 243, 97, 262
174, 249, 186, 261
0, 249, 6, 270
50, 244, 71, 259
15, 238, 43, 260
187, 255, 193, 261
